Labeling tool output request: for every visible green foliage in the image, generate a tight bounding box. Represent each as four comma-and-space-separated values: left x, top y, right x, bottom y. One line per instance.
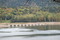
0, 6, 60, 23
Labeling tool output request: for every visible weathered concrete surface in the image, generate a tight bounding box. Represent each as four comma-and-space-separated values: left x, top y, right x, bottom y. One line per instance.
0, 22, 60, 28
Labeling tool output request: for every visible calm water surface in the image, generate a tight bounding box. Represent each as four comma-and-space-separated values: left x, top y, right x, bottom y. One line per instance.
0, 35, 60, 40
0, 25, 60, 40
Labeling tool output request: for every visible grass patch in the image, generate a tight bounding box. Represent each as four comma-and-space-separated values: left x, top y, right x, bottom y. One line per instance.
0, 20, 11, 23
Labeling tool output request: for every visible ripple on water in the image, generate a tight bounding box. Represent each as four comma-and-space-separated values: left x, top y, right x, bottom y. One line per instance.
0, 28, 60, 40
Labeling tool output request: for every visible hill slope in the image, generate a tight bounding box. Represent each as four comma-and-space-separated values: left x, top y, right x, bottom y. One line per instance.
0, 0, 60, 7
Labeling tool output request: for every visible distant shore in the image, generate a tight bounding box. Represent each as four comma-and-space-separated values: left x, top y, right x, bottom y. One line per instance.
0, 22, 60, 25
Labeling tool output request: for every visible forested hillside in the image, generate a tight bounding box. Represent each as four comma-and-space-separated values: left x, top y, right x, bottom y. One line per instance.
0, 0, 60, 12
0, 0, 60, 7
0, 7, 60, 23
0, 0, 60, 23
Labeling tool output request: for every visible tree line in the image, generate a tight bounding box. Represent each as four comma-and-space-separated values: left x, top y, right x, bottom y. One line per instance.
0, 6, 60, 23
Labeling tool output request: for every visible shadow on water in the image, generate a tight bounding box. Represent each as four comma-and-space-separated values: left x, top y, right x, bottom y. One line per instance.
1, 34, 60, 38
24, 25, 60, 30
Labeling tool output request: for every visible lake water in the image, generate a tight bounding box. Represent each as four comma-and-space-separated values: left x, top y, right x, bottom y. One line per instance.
0, 25, 60, 40
0, 35, 60, 40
